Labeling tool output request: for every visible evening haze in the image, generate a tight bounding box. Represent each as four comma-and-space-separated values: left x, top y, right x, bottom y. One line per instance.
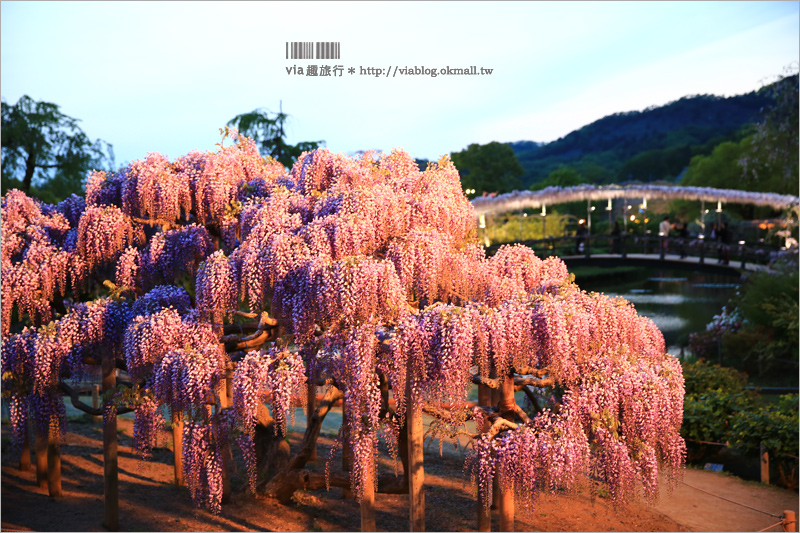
2, 1, 798, 168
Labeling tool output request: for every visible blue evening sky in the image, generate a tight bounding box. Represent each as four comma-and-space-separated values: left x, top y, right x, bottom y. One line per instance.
2, 1, 798, 167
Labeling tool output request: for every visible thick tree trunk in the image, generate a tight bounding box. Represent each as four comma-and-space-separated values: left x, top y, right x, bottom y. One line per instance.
102, 355, 119, 531
261, 385, 343, 503
255, 405, 291, 484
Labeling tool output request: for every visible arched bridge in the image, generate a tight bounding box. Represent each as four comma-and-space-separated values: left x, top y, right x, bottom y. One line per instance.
471, 184, 799, 215
473, 184, 798, 273
487, 233, 788, 275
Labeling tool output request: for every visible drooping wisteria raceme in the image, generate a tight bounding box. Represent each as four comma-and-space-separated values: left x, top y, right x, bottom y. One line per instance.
1, 134, 686, 517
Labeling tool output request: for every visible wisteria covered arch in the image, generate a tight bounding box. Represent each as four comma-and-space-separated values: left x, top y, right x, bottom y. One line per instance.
471, 184, 800, 216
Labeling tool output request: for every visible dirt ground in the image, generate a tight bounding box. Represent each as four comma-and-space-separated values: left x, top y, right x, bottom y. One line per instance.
1, 412, 797, 532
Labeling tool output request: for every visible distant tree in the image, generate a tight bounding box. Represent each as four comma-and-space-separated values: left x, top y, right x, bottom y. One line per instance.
531, 166, 587, 190
1, 95, 114, 202
450, 141, 524, 195
739, 71, 799, 196
227, 105, 324, 168
680, 141, 746, 190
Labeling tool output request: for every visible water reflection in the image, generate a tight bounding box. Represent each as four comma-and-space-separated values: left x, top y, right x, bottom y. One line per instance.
580, 268, 740, 357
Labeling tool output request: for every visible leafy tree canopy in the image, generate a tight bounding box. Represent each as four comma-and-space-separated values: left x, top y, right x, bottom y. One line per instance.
680, 140, 749, 190
1, 95, 114, 203
226, 106, 324, 169
740, 72, 799, 196
531, 166, 587, 190
450, 141, 524, 195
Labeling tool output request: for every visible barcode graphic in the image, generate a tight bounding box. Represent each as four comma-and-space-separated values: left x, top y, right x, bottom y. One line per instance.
286, 41, 341, 60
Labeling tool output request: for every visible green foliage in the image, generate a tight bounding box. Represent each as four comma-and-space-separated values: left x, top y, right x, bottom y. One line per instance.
682, 387, 753, 444
483, 212, 568, 244
451, 141, 524, 195
227, 106, 324, 169
682, 359, 748, 396
530, 167, 587, 190
680, 139, 749, 189
740, 72, 799, 196
726, 268, 799, 377
618, 144, 694, 183
1, 95, 114, 202
729, 395, 799, 459
511, 89, 771, 188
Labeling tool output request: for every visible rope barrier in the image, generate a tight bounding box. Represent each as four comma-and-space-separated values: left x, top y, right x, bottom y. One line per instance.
757, 519, 785, 532
680, 480, 782, 518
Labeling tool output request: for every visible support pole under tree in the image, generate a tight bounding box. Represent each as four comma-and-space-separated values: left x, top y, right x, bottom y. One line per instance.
760, 442, 770, 484
36, 429, 47, 489
477, 383, 492, 532
497, 375, 516, 533
102, 354, 119, 531
407, 369, 425, 532
491, 378, 501, 514
361, 456, 376, 532
47, 424, 63, 497
172, 411, 183, 486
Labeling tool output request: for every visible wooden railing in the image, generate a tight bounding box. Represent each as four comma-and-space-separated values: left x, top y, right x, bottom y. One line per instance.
488, 234, 786, 268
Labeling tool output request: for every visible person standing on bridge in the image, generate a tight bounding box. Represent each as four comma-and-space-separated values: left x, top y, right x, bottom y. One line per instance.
611, 221, 622, 254
677, 222, 689, 259
576, 220, 588, 254
659, 216, 672, 254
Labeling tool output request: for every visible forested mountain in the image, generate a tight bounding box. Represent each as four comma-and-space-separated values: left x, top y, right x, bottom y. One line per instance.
510, 87, 776, 188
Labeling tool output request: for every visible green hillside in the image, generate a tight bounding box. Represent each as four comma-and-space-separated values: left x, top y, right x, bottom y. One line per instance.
510, 88, 776, 188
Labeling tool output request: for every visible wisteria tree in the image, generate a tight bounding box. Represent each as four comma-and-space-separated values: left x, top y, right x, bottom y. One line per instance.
1, 130, 685, 531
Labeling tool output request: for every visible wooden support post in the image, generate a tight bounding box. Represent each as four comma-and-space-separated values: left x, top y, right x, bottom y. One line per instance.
407, 371, 425, 532
47, 427, 63, 497
498, 478, 514, 533
172, 411, 184, 486
497, 375, 515, 533
102, 354, 119, 531
361, 458, 376, 533
92, 384, 100, 411
307, 383, 317, 461
760, 442, 770, 485
783, 510, 796, 532
342, 397, 353, 500
491, 382, 501, 513
19, 420, 31, 472
35, 430, 48, 489
477, 383, 492, 532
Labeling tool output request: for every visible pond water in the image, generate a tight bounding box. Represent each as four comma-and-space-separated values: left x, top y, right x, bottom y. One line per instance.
578, 268, 742, 357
